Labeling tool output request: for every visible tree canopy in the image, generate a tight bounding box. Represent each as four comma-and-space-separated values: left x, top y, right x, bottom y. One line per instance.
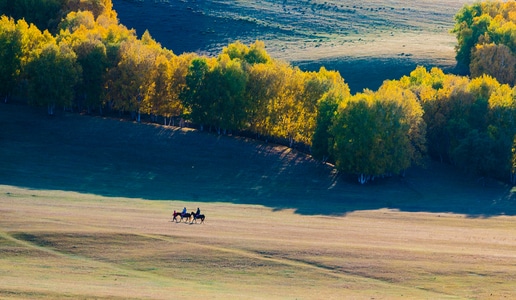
453, 0, 516, 84
1, 0, 516, 185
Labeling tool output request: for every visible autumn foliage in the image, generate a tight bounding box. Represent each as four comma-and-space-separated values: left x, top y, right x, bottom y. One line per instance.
1, 0, 516, 184
453, 0, 516, 84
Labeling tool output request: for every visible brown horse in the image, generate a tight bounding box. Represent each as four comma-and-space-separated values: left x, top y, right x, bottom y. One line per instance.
172, 211, 192, 223
192, 212, 205, 224
181, 212, 192, 223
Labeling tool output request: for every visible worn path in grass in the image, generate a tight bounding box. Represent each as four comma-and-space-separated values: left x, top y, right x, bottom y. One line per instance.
1, 185, 516, 299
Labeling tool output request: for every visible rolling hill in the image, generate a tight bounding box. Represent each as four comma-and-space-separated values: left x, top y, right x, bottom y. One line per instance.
1, 102, 516, 299
1, 103, 514, 216
112, 0, 475, 92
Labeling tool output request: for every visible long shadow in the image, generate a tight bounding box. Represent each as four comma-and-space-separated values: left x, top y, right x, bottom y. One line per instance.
1, 104, 515, 217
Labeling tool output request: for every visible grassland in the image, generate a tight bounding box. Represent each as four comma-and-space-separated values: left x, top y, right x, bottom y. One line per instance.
2, 185, 516, 299
113, 0, 475, 92
1, 104, 516, 298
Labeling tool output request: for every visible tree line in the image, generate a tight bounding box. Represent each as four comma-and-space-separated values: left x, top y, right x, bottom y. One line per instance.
1, 0, 515, 184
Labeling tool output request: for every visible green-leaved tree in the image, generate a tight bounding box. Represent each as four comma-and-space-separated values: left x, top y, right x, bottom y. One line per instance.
26, 40, 81, 114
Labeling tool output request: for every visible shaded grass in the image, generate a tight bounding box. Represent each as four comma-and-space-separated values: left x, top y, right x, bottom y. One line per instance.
1, 104, 514, 217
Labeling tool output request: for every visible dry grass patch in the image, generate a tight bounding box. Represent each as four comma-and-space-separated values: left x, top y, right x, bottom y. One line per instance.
3, 185, 516, 298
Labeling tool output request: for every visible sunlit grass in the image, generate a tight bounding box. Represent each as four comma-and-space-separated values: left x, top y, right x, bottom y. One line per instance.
2, 185, 516, 298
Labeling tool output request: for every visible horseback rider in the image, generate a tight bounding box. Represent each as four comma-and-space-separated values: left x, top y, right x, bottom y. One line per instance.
195, 207, 200, 217
182, 207, 187, 216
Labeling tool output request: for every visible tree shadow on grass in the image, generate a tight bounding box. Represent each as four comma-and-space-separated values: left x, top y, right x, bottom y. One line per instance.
1, 104, 515, 218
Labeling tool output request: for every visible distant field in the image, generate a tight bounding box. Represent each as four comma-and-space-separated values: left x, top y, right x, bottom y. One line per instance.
113, 0, 474, 92
1, 104, 516, 298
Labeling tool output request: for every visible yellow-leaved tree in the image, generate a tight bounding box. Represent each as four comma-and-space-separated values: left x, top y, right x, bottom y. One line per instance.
330, 80, 425, 184
0, 16, 23, 101
26, 38, 81, 115
265, 62, 305, 147
470, 43, 515, 85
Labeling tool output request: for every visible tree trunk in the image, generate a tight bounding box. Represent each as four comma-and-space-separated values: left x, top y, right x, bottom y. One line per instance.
47, 103, 55, 115
358, 174, 368, 184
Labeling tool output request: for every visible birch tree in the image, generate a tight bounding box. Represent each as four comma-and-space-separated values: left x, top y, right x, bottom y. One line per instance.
245, 61, 284, 138
181, 57, 213, 130
58, 11, 108, 113
330, 82, 425, 184
165, 53, 196, 126
311, 87, 348, 163
26, 40, 81, 115
0, 16, 23, 102
211, 54, 249, 133
470, 43, 516, 85
105, 37, 155, 121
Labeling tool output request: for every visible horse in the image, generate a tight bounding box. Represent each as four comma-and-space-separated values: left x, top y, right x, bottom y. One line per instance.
180, 212, 192, 223
172, 211, 191, 223
191, 212, 205, 224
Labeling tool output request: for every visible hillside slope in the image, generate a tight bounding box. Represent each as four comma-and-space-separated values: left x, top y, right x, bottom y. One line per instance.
112, 0, 470, 60
112, 0, 474, 92
1, 104, 514, 216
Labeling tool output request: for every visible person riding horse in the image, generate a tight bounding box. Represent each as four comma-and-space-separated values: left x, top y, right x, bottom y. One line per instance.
191, 211, 205, 224
172, 207, 203, 223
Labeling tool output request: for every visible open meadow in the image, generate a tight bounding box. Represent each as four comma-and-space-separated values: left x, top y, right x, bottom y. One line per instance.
1, 104, 516, 298
2, 185, 516, 299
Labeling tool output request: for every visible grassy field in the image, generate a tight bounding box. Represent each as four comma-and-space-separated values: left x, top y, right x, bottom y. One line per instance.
1, 104, 516, 298
2, 185, 516, 299
112, 0, 475, 92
